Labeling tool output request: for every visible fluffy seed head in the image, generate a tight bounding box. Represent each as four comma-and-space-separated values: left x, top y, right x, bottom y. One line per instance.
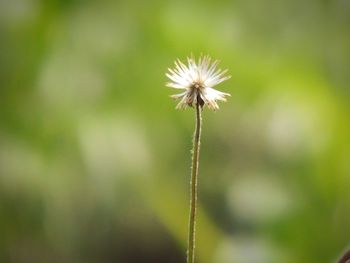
166, 55, 231, 110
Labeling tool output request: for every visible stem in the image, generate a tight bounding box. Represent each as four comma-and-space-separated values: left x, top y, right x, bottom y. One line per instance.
187, 102, 202, 263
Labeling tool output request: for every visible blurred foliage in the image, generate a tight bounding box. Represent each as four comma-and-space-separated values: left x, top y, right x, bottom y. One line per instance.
1, 0, 350, 262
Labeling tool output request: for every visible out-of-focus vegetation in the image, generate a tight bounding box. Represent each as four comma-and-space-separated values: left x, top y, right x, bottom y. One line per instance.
1, 0, 350, 262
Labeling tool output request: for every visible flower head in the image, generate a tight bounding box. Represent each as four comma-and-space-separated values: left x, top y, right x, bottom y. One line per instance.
166, 55, 231, 110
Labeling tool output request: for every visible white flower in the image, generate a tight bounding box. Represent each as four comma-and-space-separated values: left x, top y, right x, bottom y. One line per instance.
166, 55, 231, 110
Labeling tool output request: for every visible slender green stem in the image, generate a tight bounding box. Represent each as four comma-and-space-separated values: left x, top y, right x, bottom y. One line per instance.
187, 102, 202, 263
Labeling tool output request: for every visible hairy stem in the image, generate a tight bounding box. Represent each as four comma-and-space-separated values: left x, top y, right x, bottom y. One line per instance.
187, 102, 202, 263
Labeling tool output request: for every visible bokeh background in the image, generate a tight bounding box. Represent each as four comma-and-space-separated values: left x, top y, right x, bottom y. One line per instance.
1, 0, 350, 262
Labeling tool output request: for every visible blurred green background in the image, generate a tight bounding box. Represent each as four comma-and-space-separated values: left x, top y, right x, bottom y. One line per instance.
1, 0, 350, 262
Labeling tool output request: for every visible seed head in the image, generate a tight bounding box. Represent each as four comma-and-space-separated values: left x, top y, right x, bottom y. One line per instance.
166, 55, 231, 110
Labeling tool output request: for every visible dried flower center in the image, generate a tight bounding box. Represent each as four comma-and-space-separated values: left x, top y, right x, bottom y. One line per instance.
193, 83, 202, 89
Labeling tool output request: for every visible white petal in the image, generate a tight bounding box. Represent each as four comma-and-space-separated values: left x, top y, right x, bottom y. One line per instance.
206, 60, 220, 78
166, 73, 189, 87
170, 91, 188, 99
175, 94, 190, 109
205, 76, 231, 88
166, 82, 188, 89
173, 61, 195, 83
199, 92, 219, 110
205, 87, 230, 100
